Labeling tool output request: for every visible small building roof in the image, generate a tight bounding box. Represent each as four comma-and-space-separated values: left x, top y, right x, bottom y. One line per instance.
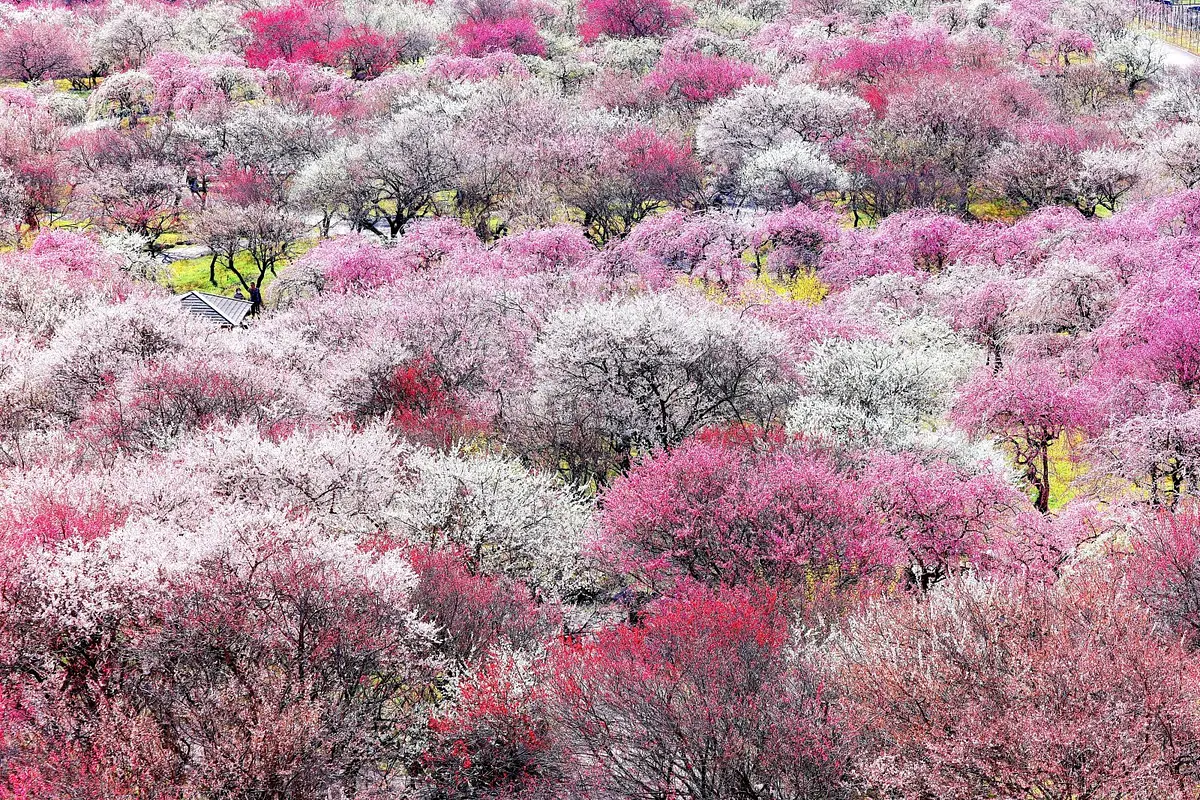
180, 291, 254, 327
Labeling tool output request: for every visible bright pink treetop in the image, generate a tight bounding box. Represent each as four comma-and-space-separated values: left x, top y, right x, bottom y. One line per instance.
644, 52, 767, 105
453, 17, 547, 58
578, 0, 692, 41
599, 435, 881, 591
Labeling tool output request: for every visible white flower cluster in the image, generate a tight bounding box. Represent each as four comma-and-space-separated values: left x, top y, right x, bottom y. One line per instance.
788, 314, 982, 450
533, 291, 794, 447
698, 82, 865, 204
28, 506, 421, 634
389, 447, 594, 596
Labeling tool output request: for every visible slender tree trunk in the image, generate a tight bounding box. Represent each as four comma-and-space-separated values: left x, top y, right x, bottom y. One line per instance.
1037, 444, 1051, 513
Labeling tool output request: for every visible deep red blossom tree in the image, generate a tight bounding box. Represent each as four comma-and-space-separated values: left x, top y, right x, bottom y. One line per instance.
327, 25, 407, 79
213, 157, 275, 207
243, 0, 342, 67
421, 652, 561, 800
549, 584, 854, 800
615, 126, 700, 205
1, 498, 124, 551
351, 352, 482, 449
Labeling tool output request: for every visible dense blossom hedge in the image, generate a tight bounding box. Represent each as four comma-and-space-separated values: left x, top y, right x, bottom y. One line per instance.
0, 0, 1199, 797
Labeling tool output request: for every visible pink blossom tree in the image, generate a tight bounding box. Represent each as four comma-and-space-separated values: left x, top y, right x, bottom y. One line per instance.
453, 17, 547, 57
242, 0, 343, 67
860, 453, 1025, 590
0, 521, 440, 798
598, 435, 878, 592
578, 0, 692, 41
0, 21, 88, 83
840, 574, 1200, 799
563, 126, 703, 243
643, 52, 765, 109
953, 358, 1089, 512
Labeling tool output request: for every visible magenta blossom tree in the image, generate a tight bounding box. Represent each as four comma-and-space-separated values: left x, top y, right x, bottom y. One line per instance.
578, 0, 692, 41
953, 358, 1090, 512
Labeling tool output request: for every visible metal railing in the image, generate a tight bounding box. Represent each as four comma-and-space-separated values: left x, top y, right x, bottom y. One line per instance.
1134, 0, 1200, 54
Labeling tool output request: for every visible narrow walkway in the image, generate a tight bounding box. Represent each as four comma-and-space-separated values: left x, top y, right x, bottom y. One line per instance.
1161, 41, 1200, 69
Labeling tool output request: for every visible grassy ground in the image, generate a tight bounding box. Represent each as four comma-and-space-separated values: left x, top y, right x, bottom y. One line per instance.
833, 195, 1028, 227
168, 251, 264, 294
751, 271, 830, 304
166, 239, 316, 294
676, 269, 830, 305
1047, 435, 1087, 512
968, 199, 1025, 223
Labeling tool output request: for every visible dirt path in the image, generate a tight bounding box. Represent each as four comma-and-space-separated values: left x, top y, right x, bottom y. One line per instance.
1162, 41, 1200, 69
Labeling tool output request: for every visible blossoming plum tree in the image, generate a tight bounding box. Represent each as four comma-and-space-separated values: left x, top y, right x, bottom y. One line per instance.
529, 292, 794, 479
549, 585, 854, 800
0, 0, 1199, 794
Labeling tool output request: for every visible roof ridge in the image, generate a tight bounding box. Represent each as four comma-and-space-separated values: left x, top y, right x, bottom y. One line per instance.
180, 290, 254, 327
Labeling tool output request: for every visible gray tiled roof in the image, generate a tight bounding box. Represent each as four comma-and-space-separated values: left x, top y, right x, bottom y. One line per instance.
180, 291, 254, 327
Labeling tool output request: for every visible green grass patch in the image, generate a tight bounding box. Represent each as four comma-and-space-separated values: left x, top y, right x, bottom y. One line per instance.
749, 271, 830, 304
968, 198, 1024, 223
168, 251, 263, 294
166, 239, 316, 294
1047, 434, 1087, 512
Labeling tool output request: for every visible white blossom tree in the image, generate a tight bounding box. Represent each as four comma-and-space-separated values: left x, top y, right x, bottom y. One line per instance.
529, 292, 795, 478
388, 447, 594, 596
788, 315, 981, 449
1154, 124, 1200, 190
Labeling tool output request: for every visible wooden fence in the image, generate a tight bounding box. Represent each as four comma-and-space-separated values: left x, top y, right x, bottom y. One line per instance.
1133, 0, 1200, 54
